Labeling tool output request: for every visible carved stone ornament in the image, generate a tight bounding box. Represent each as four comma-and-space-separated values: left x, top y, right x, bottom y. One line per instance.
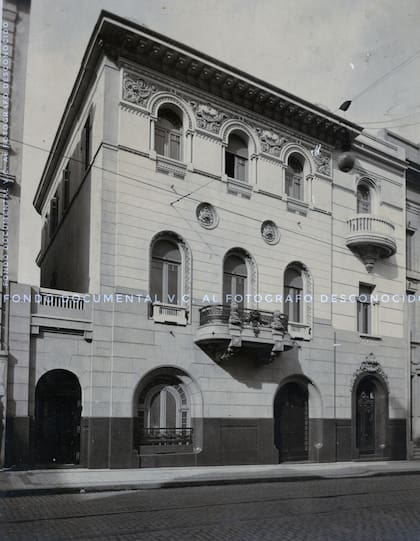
191, 103, 228, 133
351, 353, 388, 389
313, 149, 331, 176
257, 129, 287, 157
123, 73, 157, 105
196, 202, 218, 229
271, 311, 288, 332
261, 220, 280, 245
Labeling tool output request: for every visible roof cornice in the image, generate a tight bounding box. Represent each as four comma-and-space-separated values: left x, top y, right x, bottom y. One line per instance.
34, 10, 363, 212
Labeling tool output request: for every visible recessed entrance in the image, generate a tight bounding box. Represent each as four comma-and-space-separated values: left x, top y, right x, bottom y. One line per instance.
34, 369, 81, 465
353, 374, 388, 458
274, 382, 309, 462
356, 379, 376, 455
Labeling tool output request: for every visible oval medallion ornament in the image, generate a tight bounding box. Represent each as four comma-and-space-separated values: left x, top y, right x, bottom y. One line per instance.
196, 202, 218, 229
261, 220, 280, 245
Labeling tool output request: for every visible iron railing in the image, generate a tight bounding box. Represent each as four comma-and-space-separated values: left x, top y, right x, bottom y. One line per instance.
140, 427, 193, 446
199, 304, 285, 329
38, 288, 85, 310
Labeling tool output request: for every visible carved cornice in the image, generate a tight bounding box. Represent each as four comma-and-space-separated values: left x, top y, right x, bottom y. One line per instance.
34, 11, 362, 212
102, 17, 360, 148
119, 64, 340, 156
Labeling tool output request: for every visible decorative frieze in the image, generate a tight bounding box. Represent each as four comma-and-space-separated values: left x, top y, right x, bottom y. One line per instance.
191, 102, 228, 134
313, 149, 332, 176
122, 72, 158, 106
257, 128, 287, 157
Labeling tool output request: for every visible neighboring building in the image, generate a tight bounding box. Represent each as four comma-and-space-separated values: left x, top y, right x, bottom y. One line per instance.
6, 11, 409, 468
0, 0, 31, 467
384, 130, 420, 459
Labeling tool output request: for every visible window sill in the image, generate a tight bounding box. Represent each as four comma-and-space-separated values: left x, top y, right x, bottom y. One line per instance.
359, 333, 382, 341
156, 155, 187, 178
226, 176, 252, 199
288, 322, 311, 340
285, 196, 308, 215
407, 270, 420, 282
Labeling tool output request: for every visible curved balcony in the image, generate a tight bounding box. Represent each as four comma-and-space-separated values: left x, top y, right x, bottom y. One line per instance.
196, 304, 294, 364
345, 215, 397, 272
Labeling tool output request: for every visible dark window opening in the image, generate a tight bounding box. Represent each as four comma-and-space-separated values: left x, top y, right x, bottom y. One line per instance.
357, 284, 374, 334
285, 154, 304, 200
357, 184, 371, 214
225, 133, 248, 182
81, 115, 91, 171
284, 266, 303, 323
155, 107, 183, 161
62, 163, 71, 213
151, 239, 182, 304
223, 253, 248, 307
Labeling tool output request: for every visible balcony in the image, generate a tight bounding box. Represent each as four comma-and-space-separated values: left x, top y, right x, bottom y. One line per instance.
150, 302, 188, 325
30, 287, 92, 340
195, 304, 294, 364
345, 215, 397, 272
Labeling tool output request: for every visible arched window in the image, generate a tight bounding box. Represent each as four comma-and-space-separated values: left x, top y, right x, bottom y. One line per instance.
147, 384, 188, 430
285, 153, 304, 200
223, 253, 248, 307
137, 380, 192, 446
284, 266, 303, 323
357, 182, 371, 214
151, 239, 181, 304
225, 132, 248, 182
155, 106, 183, 161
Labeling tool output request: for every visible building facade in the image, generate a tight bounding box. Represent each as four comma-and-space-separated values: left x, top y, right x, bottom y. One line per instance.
384, 131, 420, 459
0, 0, 31, 467
5, 11, 410, 468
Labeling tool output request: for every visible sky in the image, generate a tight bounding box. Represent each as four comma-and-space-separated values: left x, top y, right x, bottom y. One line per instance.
17, 0, 420, 285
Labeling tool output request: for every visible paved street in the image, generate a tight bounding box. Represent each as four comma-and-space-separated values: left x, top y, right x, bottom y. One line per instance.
2, 474, 420, 540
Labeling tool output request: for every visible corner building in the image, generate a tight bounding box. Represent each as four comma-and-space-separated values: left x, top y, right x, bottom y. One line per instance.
6, 11, 409, 468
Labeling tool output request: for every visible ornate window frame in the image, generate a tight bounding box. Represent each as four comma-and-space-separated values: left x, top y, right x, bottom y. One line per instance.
280, 144, 314, 214
222, 247, 258, 309
355, 176, 379, 215
283, 261, 313, 340
149, 231, 192, 324
133, 367, 204, 454
220, 120, 260, 197
148, 93, 195, 175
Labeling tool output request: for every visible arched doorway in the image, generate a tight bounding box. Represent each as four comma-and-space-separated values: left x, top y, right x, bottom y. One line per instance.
274, 382, 309, 462
34, 370, 81, 465
354, 375, 388, 457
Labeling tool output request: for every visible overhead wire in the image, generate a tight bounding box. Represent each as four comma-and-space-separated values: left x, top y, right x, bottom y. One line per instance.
10, 136, 405, 265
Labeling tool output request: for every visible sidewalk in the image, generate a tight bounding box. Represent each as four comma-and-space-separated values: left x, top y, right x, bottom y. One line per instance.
2, 461, 420, 496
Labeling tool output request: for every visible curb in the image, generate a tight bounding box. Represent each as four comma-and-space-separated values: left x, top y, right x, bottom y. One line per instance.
3, 468, 420, 497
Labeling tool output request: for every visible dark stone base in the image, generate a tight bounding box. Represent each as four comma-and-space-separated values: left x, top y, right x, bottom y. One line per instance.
80, 417, 135, 469
5, 416, 31, 467
387, 419, 407, 460
197, 418, 277, 466
4, 415, 407, 468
